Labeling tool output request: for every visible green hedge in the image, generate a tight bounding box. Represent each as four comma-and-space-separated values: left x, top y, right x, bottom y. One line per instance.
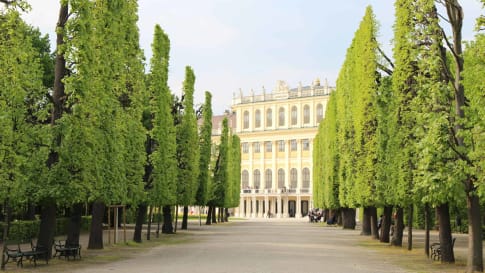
0, 216, 91, 242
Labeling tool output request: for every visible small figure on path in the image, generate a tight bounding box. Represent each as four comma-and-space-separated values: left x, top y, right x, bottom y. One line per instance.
378, 214, 383, 233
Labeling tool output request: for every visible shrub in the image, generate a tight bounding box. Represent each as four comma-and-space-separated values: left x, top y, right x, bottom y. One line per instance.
0, 216, 91, 242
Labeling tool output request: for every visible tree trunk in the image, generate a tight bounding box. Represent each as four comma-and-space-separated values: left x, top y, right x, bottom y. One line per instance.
181, 206, 188, 230
88, 202, 105, 249
437, 203, 455, 263
199, 206, 202, 226
361, 207, 371, 235
327, 209, 338, 225
174, 205, 178, 233
162, 205, 174, 234
156, 206, 162, 238
380, 206, 392, 243
37, 202, 56, 257
147, 206, 153, 240
425, 203, 431, 257
466, 193, 483, 272
391, 207, 404, 247
133, 204, 147, 243
211, 206, 217, 223
407, 204, 413, 251
24, 202, 36, 221
66, 203, 83, 246
35, 2, 69, 259
224, 208, 229, 222
370, 206, 379, 240
336, 209, 342, 226
206, 205, 212, 225
341, 208, 356, 229
51, 2, 68, 124
1, 199, 11, 270
443, 1, 482, 271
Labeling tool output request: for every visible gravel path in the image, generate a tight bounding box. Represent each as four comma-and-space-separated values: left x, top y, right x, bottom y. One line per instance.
70, 219, 410, 273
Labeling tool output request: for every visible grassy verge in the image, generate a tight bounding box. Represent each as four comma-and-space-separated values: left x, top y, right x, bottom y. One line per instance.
358, 238, 466, 273
4, 232, 195, 273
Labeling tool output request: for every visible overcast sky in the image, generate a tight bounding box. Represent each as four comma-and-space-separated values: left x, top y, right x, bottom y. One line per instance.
23, 1, 483, 114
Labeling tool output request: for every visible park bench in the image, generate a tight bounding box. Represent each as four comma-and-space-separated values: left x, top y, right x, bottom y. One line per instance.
2, 243, 23, 267
430, 237, 456, 261
2, 240, 49, 267
53, 240, 81, 260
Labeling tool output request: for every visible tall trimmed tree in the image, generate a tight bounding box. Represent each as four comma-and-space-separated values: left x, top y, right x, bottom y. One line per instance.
224, 133, 241, 220
195, 92, 213, 210
177, 66, 200, 230
207, 117, 229, 224
147, 24, 177, 237
0, 6, 49, 263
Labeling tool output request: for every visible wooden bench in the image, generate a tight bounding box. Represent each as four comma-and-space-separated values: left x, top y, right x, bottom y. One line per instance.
2, 241, 48, 267
430, 237, 456, 261
53, 240, 81, 260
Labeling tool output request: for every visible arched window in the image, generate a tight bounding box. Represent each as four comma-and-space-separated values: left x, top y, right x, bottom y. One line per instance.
266, 108, 272, 127
255, 109, 261, 128
302, 168, 310, 188
290, 168, 298, 189
291, 106, 298, 125
265, 169, 272, 189
278, 169, 285, 189
303, 105, 310, 124
278, 107, 285, 126
316, 103, 324, 123
253, 169, 261, 189
243, 111, 249, 129
242, 170, 249, 189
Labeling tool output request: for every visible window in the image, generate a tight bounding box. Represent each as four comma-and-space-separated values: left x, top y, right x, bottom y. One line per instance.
291, 106, 298, 125
243, 111, 249, 129
278, 140, 285, 152
316, 103, 324, 123
266, 108, 272, 127
290, 139, 297, 151
265, 169, 272, 189
242, 142, 249, 153
290, 168, 298, 189
242, 170, 249, 189
302, 139, 310, 151
278, 107, 285, 126
253, 169, 261, 189
302, 168, 310, 188
253, 142, 260, 153
255, 110, 261, 128
278, 169, 285, 189
265, 141, 272, 152
303, 105, 310, 124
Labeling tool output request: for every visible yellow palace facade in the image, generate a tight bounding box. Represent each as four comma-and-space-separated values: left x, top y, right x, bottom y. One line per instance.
231, 79, 333, 218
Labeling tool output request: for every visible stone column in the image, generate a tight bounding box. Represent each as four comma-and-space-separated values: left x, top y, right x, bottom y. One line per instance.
283, 196, 288, 218
237, 197, 244, 217
263, 195, 269, 218
295, 193, 301, 218
271, 197, 276, 218
277, 196, 282, 218
246, 197, 250, 217
251, 197, 256, 218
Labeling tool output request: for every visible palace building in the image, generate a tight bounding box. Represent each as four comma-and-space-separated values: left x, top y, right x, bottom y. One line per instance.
229, 79, 333, 218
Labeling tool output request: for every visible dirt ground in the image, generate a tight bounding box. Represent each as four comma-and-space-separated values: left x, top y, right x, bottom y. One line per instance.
1, 219, 474, 273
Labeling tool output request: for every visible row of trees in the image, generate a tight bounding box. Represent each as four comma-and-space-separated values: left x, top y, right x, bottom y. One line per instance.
313, 1, 485, 272
0, 0, 241, 263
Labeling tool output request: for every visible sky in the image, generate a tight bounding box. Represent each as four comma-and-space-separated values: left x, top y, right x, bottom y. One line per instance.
22, 1, 483, 115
